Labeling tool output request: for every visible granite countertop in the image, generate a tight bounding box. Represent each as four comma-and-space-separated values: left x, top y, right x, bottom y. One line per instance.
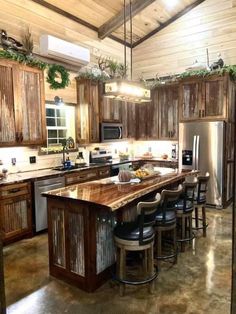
43, 169, 195, 211
0, 158, 178, 186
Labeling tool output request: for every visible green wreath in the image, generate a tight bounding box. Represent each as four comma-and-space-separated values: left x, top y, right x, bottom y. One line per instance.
47, 64, 70, 89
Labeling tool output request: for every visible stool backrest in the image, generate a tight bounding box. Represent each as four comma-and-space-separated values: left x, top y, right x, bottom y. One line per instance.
182, 177, 198, 211
196, 172, 210, 202
157, 185, 183, 221
137, 194, 161, 245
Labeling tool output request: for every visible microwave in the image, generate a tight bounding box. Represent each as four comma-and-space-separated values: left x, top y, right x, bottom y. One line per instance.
101, 123, 123, 142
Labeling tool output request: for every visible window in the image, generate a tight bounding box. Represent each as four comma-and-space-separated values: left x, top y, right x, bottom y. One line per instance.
46, 104, 75, 147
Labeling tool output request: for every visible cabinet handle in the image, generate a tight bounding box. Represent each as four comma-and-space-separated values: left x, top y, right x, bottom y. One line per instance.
202, 109, 205, 117
9, 188, 21, 194
20, 132, 23, 142
199, 110, 201, 117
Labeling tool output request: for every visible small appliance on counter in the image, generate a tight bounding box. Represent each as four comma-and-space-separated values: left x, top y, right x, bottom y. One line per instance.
89, 148, 112, 164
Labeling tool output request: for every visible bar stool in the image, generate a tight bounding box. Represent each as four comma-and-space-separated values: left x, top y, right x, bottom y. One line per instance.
193, 172, 210, 237
114, 196, 161, 296
175, 176, 198, 252
154, 185, 183, 269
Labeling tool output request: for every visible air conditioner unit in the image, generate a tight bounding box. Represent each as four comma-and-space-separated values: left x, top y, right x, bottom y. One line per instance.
40, 35, 90, 66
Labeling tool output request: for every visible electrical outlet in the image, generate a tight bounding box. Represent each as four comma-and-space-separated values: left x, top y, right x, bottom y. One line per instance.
11, 158, 16, 166
29, 156, 36, 164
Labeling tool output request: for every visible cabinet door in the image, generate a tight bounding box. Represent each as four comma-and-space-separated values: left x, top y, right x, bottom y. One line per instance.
0, 195, 32, 242
203, 77, 226, 118
147, 89, 158, 140
89, 81, 100, 143
101, 97, 122, 122
0, 61, 17, 144
76, 79, 100, 144
158, 86, 178, 140
127, 102, 136, 139
14, 65, 46, 145
179, 81, 202, 121
136, 103, 147, 140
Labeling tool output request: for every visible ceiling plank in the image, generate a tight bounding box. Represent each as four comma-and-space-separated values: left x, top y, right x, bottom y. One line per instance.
133, 0, 206, 48
98, 0, 156, 40
31, 0, 131, 47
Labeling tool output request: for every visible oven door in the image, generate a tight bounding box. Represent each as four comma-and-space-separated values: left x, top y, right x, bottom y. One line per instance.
101, 123, 123, 142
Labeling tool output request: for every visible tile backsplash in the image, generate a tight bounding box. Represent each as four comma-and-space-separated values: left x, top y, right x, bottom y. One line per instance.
0, 140, 177, 174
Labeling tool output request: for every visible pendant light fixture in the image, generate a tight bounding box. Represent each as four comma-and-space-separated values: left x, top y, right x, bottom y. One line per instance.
104, 0, 150, 103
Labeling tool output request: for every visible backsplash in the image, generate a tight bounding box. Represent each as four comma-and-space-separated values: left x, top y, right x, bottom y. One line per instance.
0, 140, 177, 174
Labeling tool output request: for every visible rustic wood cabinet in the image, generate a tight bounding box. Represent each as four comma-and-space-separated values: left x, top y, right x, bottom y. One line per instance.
0, 182, 32, 244
136, 103, 147, 140
179, 80, 202, 121
76, 79, 100, 144
122, 101, 136, 139
179, 74, 229, 121
65, 166, 110, 186
100, 96, 122, 122
158, 85, 178, 140
0, 59, 46, 146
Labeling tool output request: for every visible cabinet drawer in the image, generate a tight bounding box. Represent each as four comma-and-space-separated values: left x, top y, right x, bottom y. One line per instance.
98, 166, 110, 178
0, 182, 31, 199
65, 169, 98, 185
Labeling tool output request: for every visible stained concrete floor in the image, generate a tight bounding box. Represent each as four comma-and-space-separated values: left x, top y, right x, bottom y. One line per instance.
4, 208, 232, 314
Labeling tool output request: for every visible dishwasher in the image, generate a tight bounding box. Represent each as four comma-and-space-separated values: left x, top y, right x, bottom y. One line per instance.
34, 176, 65, 232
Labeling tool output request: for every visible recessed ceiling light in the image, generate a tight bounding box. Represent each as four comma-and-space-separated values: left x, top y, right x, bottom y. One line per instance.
166, 0, 179, 8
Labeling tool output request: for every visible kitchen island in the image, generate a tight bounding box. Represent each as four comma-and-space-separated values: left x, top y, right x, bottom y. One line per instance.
43, 169, 195, 292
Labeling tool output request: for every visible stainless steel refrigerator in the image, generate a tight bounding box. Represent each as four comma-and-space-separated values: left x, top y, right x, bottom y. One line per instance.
179, 121, 224, 207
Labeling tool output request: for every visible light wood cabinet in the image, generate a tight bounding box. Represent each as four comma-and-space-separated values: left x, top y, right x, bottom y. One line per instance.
76, 79, 100, 144
0, 182, 32, 244
0, 59, 46, 146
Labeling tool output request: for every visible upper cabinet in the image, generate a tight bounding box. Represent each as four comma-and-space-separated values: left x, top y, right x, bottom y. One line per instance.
100, 96, 122, 123
158, 84, 178, 140
179, 74, 229, 121
148, 84, 179, 140
0, 59, 46, 146
76, 79, 100, 144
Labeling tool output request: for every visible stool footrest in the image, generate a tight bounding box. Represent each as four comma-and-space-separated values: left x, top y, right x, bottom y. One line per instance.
115, 266, 158, 286
177, 232, 195, 243
155, 251, 177, 260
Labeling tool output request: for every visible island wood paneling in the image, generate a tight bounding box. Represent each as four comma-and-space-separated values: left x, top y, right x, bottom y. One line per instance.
0, 0, 128, 104
133, 0, 236, 79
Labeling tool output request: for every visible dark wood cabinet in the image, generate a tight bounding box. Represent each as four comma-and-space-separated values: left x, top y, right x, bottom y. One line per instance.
179, 74, 229, 121
0, 59, 46, 146
179, 80, 202, 121
65, 166, 110, 186
136, 103, 147, 140
123, 101, 136, 139
147, 90, 159, 140
76, 79, 100, 144
0, 182, 32, 244
100, 97, 122, 122
158, 85, 178, 140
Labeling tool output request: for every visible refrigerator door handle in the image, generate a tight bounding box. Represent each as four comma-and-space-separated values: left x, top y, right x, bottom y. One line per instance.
196, 135, 200, 170
193, 135, 196, 170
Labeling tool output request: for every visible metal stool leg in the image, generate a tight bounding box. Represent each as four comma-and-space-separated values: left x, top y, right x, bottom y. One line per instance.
173, 226, 177, 264
195, 207, 199, 228
202, 206, 207, 237
119, 247, 126, 296
181, 215, 186, 252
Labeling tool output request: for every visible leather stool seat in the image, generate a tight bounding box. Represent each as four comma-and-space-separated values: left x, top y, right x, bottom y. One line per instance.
114, 222, 154, 242
175, 200, 193, 213
155, 211, 176, 225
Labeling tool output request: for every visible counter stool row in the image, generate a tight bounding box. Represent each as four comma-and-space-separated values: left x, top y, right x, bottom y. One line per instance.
113, 172, 210, 295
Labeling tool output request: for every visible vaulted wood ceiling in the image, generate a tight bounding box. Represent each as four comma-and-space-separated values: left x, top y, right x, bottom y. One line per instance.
32, 0, 205, 47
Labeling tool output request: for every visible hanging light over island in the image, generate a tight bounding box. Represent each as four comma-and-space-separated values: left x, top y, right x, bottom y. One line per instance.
104, 0, 151, 103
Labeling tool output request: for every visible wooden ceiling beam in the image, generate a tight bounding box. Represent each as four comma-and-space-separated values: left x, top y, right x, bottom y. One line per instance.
31, 0, 131, 47
133, 0, 206, 48
98, 0, 156, 40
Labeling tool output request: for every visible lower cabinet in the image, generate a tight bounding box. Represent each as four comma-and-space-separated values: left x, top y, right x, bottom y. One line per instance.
65, 166, 111, 186
0, 182, 32, 244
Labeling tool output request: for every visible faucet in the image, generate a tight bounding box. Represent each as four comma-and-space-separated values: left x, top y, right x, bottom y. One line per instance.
61, 139, 68, 168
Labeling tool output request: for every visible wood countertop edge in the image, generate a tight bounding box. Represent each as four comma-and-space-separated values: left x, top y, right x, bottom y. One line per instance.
43, 171, 194, 211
